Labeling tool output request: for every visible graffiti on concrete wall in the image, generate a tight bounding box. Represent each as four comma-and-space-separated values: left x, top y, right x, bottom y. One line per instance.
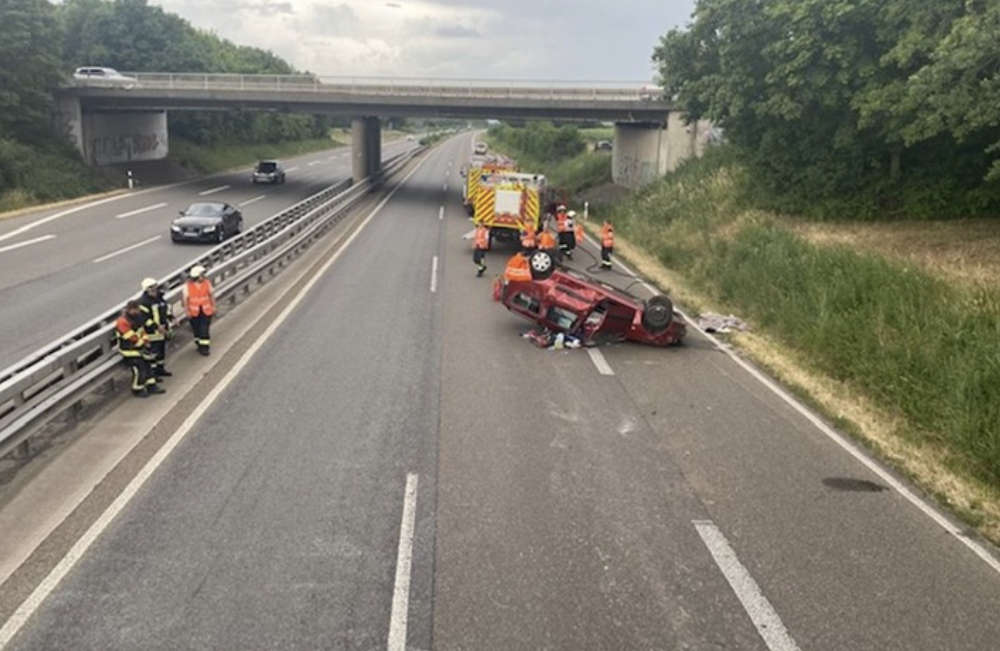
83, 111, 169, 165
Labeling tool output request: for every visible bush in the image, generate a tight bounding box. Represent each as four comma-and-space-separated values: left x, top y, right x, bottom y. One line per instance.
0, 137, 114, 210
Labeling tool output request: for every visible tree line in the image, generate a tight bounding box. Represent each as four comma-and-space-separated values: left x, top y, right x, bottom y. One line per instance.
655, 0, 1000, 218
0, 0, 332, 157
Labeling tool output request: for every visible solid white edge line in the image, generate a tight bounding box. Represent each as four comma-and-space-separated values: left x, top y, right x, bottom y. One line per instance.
583, 234, 1000, 575
387, 472, 419, 651
0, 234, 56, 254
430, 255, 439, 293
438, 206, 444, 221
114, 202, 168, 219
586, 348, 614, 376
238, 195, 266, 207
197, 185, 230, 196
0, 153, 430, 649
92, 235, 161, 263
694, 520, 800, 651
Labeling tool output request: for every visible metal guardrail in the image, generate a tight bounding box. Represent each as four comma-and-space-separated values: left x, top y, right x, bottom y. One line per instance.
73, 73, 665, 102
0, 147, 424, 459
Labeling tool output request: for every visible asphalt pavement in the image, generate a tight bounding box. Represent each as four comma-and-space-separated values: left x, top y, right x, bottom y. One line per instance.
0, 140, 415, 370
2, 133, 999, 650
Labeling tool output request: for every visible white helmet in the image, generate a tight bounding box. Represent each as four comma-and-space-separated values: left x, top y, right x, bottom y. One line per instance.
189, 265, 205, 278
141, 277, 158, 290
557, 204, 567, 211
567, 210, 577, 218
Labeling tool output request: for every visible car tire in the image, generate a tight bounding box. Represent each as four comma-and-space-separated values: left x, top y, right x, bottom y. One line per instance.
216, 229, 224, 244
642, 295, 674, 332
235, 218, 243, 234
529, 250, 555, 280
465, 203, 474, 216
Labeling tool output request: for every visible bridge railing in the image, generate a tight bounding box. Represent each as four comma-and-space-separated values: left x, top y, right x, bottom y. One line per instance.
75, 73, 664, 102
0, 146, 424, 459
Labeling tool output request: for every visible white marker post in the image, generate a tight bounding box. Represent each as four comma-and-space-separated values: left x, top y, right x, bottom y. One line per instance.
127, 170, 134, 190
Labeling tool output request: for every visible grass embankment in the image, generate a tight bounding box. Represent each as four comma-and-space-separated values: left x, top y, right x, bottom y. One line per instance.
485, 125, 611, 197
599, 146, 1000, 542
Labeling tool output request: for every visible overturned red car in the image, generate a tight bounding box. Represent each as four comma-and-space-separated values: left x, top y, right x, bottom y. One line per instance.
494, 250, 686, 346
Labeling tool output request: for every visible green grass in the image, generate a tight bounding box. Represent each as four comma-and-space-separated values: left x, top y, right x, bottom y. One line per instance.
607, 148, 1000, 486
578, 127, 614, 143
0, 137, 117, 213
168, 134, 345, 175
484, 131, 611, 197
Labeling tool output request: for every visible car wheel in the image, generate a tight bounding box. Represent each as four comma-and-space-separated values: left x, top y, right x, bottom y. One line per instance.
642, 295, 674, 333
465, 203, 475, 216
529, 250, 555, 280
235, 218, 243, 234
280, 175, 286, 184
216, 229, 224, 244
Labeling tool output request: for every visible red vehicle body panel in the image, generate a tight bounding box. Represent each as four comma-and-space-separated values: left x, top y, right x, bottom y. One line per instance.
497, 267, 686, 346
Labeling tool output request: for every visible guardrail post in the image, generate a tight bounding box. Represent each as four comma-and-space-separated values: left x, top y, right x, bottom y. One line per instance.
169, 74, 175, 89
203, 74, 208, 90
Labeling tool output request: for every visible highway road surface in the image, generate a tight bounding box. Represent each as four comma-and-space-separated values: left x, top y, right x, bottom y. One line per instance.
0, 139, 416, 370
1, 134, 999, 649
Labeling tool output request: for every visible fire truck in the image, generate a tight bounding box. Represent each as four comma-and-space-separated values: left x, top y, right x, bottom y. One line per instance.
462, 158, 518, 216
473, 171, 547, 247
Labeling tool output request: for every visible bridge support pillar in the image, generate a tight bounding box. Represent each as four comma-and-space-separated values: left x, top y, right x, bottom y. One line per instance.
351, 116, 381, 182
612, 114, 714, 189
53, 97, 169, 167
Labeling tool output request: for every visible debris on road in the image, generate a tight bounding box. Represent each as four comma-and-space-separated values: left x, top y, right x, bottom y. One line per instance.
696, 312, 749, 333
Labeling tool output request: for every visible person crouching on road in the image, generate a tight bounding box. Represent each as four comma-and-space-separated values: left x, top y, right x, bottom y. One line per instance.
139, 277, 173, 377
183, 265, 215, 355
538, 227, 558, 261
473, 223, 489, 277
503, 251, 532, 283
520, 221, 537, 253
116, 300, 165, 397
600, 220, 615, 269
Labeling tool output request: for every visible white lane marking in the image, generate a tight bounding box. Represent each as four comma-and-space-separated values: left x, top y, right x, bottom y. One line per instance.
587, 348, 614, 375
114, 202, 167, 219
387, 472, 419, 651
0, 152, 431, 649
197, 184, 230, 196
0, 194, 139, 243
594, 237, 1000, 575
238, 195, 266, 207
438, 206, 444, 221
0, 234, 56, 254
308, 161, 321, 166
694, 521, 800, 651
461, 229, 476, 240
430, 255, 439, 293
92, 235, 161, 263
286, 166, 300, 172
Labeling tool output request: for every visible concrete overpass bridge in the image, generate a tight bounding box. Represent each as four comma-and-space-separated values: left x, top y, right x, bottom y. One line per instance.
55, 73, 711, 188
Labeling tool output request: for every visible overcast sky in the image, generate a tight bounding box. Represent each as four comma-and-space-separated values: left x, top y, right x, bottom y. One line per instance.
151, 0, 696, 80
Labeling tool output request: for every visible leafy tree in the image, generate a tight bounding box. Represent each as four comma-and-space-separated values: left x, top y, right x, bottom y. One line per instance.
0, 0, 65, 143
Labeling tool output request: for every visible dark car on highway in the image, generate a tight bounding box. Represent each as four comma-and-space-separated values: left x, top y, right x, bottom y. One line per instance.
251, 160, 286, 184
170, 202, 243, 244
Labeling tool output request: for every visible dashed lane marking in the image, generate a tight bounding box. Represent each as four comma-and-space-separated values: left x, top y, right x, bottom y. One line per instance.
0, 234, 56, 254
114, 202, 167, 219
92, 235, 161, 263
387, 473, 419, 651
197, 185, 230, 196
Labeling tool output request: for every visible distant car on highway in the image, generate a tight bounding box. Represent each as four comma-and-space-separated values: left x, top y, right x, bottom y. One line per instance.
251, 160, 285, 184
638, 85, 663, 101
170, 202, 243, 244
595, 140, 613, 151
474, 142, 488, 155
72, 67, 137, 89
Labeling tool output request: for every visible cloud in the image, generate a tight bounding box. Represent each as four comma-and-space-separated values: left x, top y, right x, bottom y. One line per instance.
152, 0, 697, 79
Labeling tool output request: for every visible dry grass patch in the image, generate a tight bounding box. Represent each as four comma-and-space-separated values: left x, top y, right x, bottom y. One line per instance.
787, 218, 1000, 288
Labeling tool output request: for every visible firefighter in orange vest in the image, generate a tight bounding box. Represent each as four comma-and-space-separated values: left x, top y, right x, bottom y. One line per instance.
520, 221, 537, 253
538, 228, 557, 256
473, 224, 490, 276
600, 220, 615, 269
555, 205, 573, 257
182, 264, 216, 355
116, 300, 165, 397
574, 218, 586, 251
503, 251, 532, 282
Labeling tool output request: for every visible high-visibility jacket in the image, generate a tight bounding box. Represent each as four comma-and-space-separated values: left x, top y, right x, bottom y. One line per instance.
116, 314, 147, 357
555, 212, 569, 233
538, 231, 557, 249
600, 223, 615, 248
574, 223, 585, 244
184, 279, 215, 317
521, 224, 536, 248
474, 226, 490, 250
139, 291, 172, 342
504, 254, 532, 282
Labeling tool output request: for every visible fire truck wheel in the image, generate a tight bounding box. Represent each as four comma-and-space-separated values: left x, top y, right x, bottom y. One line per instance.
642, 295, 674, 332
529, 250, 555, 280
